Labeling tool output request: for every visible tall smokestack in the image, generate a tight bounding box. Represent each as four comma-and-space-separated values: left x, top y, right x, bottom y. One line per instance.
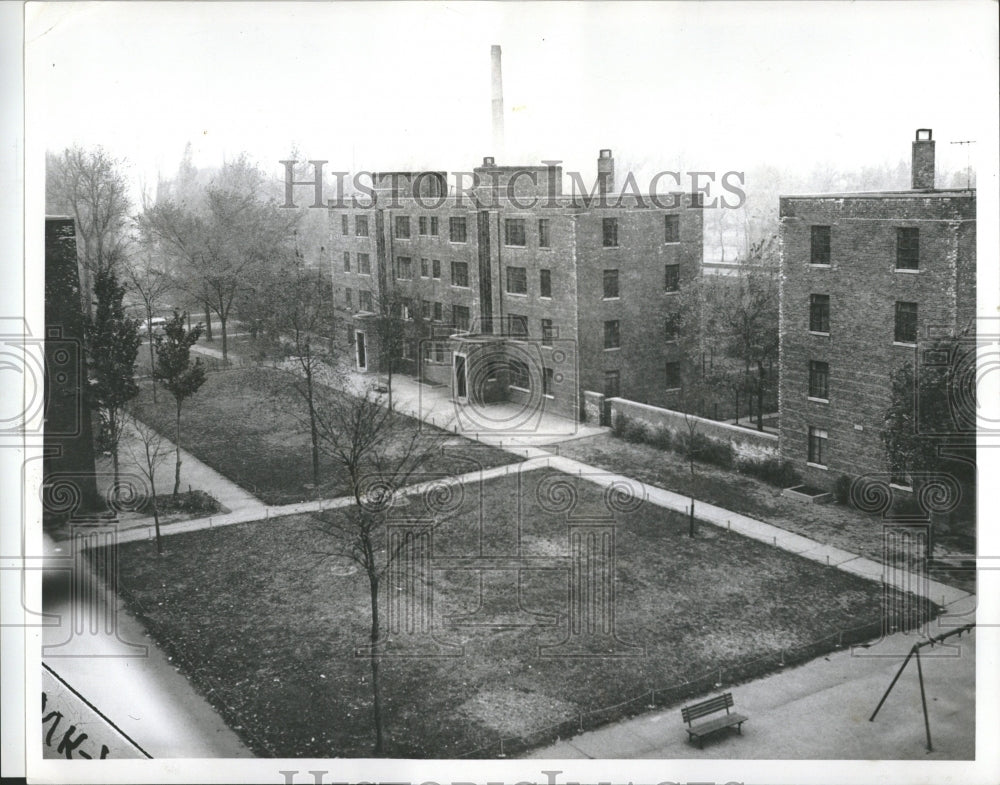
491, 45, 505, 162
911, 129, 935, 190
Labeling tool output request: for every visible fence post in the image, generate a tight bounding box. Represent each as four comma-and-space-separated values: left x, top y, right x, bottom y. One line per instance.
688, 500, 695, 537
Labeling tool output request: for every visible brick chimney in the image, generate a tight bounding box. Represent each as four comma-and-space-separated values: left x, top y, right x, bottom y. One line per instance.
912, 129, 935, 190
597, 149, 615, 195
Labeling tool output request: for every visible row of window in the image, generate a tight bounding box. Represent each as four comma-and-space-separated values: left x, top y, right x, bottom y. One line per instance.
602, 363, 680, 397
393, 257, 468, 286
394, 215, 468, 243
342, 252, 372, 274
808, 294, 918, 344
598, 265, 681, 298
342, 212, 683, 248
810, 225, 920, 270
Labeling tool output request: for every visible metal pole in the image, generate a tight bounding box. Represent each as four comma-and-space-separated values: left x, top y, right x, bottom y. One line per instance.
915, 648, 933, 752
869, 644, 916, 722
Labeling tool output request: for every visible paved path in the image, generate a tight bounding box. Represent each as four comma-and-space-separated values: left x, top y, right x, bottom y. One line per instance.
528, 626, 977, 760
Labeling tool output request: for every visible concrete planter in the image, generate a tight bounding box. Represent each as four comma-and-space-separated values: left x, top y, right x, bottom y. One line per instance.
781, 485, 833, 504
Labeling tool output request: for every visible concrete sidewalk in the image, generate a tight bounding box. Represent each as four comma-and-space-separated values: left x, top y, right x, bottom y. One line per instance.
529, 627, 977, 760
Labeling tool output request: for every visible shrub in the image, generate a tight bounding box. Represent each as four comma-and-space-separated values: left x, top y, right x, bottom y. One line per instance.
694, 434, 734, 469
833, 474, 853, 505
650, 425, 673, 451
739, 457, 801, 488
621, 420, 650, 444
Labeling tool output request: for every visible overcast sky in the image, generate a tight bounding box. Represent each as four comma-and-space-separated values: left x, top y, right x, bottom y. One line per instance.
26, 1, 998, 197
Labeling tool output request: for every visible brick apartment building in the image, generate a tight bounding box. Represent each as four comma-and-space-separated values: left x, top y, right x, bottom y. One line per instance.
778, 130, 976, 489
328, 150, 704, 421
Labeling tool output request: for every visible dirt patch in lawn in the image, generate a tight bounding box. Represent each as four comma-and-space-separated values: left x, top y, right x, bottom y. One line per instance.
100, 468, 926, 758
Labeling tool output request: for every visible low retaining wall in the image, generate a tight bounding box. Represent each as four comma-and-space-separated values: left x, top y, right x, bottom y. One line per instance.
608, 397, 778, 461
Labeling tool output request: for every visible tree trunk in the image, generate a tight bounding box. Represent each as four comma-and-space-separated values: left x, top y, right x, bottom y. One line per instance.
756, 364, 765, 432
204, 303, 213, 341
220, 314, 229, 362
173, 400, 182, 498
152, 487, 162, 555
368, 570, 385, 754
307, 366, 320, 486
146, 302, 158, 402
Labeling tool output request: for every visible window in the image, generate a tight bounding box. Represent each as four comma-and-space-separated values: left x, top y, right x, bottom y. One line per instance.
810, 226, 831, 265
341, 214, 349, 234
506, 313, 528, 337
665, 361, 681, 390
894, 301, 918, 344
509, 359, 530, 389
664, 313, 680, 342
451, 261, 469, 287
506, 266, 527, 295
355, 215, 368, 236
543, 367, 555, 397
538, 218, 551, 248
602, 217, 619, 247
664, 214, 680, 243
896, 227, 919, 270
395, 216, 410, 239
604, 320, 620, 349
453, 305, 470, 331
359, 290, 373, 312
433, 301, 443, 322
432, 259, 441, 279
345, 287, 353, 308
430, 217, 439, 236
418, 216, 428, 236
541, 319, 554, 346
604, 370, 620, 398
420, 258, 429, 278
808, 426, 828, 467
808, 360, 829, 400
540, 269, 552, 298
358, 253, 371, 274
664, 264, 680, 292
603, 269, 620, 299
504, 218, 526, 246
421, 299, 431, 320
449, 216, 467, 243
343, 251, 351, 272
396, 256, 412, 279
809, 294, 830, 334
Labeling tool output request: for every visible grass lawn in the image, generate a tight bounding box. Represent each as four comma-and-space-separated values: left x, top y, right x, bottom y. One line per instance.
129, 366, 520, 505
104, 468, 921, 758
555, 434, 976, 594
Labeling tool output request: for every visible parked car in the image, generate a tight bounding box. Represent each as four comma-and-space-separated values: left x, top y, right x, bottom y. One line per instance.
139, 317, 167, 335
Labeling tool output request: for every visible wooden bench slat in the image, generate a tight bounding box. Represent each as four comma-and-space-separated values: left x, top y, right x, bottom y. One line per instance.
679, 692, 747, 748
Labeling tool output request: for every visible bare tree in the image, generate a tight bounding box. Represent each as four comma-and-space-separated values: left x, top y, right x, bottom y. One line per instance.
309, 380, 443, 754
122, 252, 174, 402
46, 146, 132, 316
267, 264, 337, 486
123, 411, 171, 555
138, 155, 300, 361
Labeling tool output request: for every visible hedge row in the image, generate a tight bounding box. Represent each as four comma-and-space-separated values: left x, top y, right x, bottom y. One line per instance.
612, 414, 801, 488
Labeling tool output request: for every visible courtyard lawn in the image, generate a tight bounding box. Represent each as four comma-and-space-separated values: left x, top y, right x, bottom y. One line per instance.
103, 468, 921, 758
555, 434, 976, 594
129, 366, 521, 505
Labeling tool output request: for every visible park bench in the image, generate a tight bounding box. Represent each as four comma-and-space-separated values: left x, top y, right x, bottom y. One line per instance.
680, 692, 748, 748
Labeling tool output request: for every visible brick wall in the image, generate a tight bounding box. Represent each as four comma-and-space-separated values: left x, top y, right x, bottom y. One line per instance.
778, 191, 976, 489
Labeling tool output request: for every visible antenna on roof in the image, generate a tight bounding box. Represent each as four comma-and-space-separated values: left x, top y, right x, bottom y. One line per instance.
949, 140, 976, 189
